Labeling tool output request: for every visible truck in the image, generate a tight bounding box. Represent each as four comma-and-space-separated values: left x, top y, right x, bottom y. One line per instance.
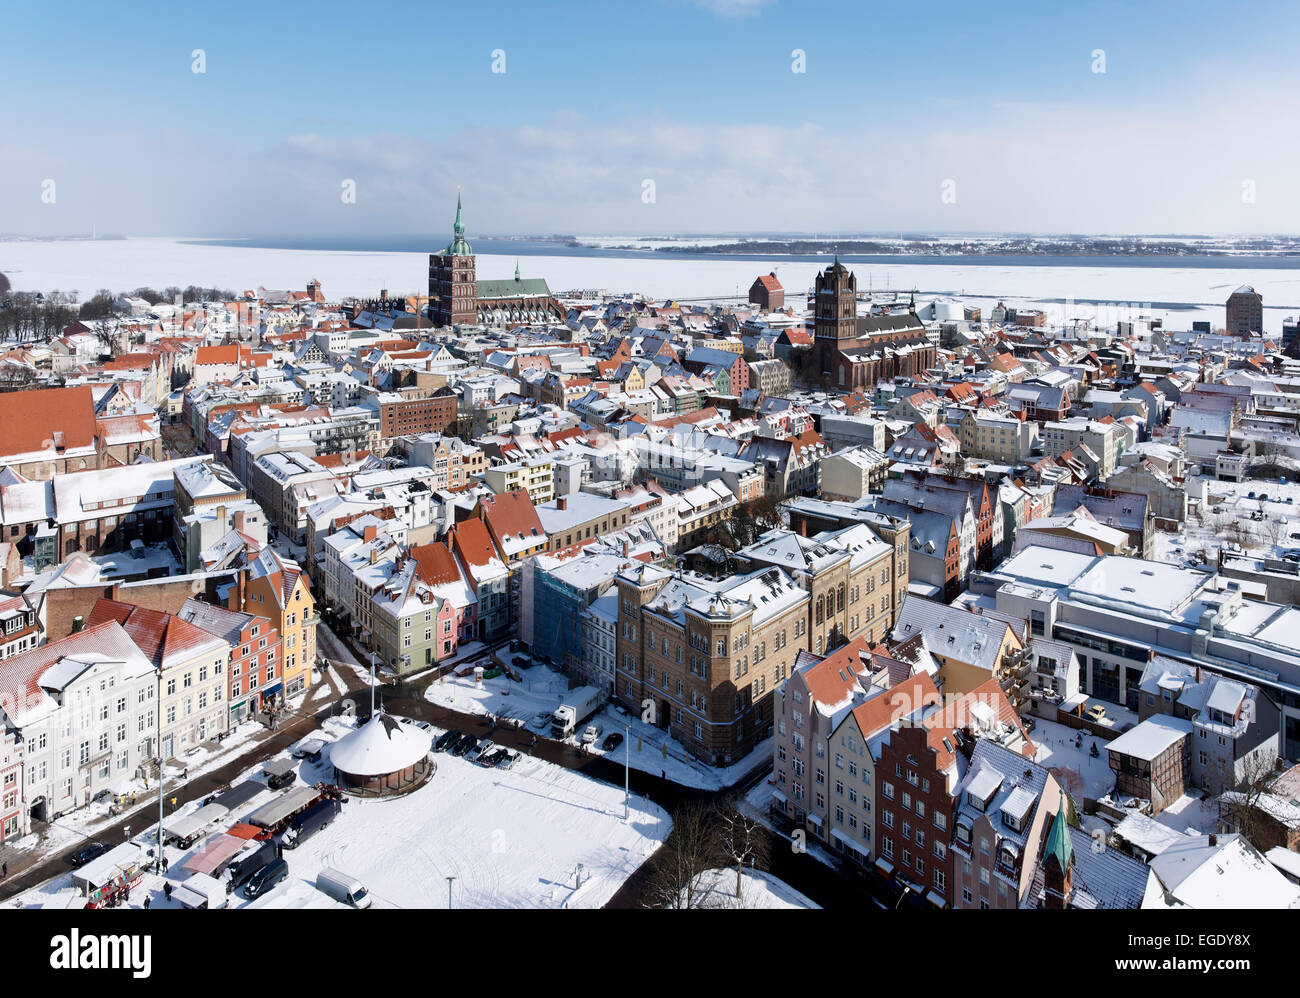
280, 798, 342, 849
551, 686, 604, 740
225, 840, 281, 894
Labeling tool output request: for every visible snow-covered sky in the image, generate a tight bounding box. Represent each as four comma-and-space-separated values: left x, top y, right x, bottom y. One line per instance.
4, 0, 1299, 238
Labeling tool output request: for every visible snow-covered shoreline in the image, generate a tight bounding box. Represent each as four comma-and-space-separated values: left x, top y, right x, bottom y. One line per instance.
3, 236, 1300, 333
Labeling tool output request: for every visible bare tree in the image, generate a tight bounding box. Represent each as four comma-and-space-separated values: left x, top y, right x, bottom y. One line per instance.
1216, 751, 1283, 850
717, 797, 769, 902
644, 800, 723, 909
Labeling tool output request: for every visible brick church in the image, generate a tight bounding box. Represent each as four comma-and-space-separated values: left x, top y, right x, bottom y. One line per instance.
813, 257, 936, 390
428, 195, 565, 328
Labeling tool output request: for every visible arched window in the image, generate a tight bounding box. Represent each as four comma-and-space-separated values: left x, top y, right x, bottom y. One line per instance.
837, 584, 845, 614
815, 596, 824, 625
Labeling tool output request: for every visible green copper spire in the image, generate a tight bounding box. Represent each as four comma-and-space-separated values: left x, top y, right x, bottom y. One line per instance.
515, 259, 520, 281
443, 191, 473, 257
1044, 800, 1073, 873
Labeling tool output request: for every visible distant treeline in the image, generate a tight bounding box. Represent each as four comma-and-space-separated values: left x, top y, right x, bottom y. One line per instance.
0, 284, 235, 338
655, 238, 1300, 257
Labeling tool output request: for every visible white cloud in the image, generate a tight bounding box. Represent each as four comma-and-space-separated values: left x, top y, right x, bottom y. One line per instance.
3, 71, 1299, 238
687, 0, 777, 17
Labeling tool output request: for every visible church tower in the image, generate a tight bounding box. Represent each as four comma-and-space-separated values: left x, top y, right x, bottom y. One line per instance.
813, 256, 857, 373
429, 193, 478, 328
1042, 802, 1075, 910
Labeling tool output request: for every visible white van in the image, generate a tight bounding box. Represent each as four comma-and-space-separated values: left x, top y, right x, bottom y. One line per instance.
315, 867, 372, 909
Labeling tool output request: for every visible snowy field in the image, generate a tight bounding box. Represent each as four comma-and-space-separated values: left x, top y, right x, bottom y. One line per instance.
691, 867, 819, 910
3, 236, 1299, 333
423, 660, 770, 790
8, 715, 670, 911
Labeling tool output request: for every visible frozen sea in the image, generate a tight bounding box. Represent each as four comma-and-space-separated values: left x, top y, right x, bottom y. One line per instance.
3, 236, 1300, 334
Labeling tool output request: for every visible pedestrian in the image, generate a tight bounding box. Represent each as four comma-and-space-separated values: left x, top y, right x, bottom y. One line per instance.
2, 862, 7, 878
661, 769, 665, 780
143, 895, 151, 910
163, 882, 172, 900
183, 768, 188, 780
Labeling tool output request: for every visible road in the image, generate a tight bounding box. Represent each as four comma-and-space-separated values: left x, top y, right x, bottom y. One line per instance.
1, 623, 894, 910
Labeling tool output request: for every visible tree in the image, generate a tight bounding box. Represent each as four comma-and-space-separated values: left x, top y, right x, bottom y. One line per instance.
1216, 750, 1281, 849
644, 800, 723, 909
716, 797, 769, 902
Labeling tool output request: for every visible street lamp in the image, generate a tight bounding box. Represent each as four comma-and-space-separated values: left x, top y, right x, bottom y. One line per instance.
623, 723, 631, 821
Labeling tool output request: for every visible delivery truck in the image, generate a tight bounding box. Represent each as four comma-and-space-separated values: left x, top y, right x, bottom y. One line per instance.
550, 686, 604, 739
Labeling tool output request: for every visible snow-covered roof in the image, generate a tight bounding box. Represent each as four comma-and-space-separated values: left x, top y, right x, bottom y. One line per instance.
1105, 714, 1193, 762
329, 712, 429, 776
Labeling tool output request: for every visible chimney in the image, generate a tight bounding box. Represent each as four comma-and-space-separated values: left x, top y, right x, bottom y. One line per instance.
370, 548, 379, 565
216, 504, 227, 525
233, 510, 245, 533
1208, 833, 1217, 847
622, 540, 630, 558
557, 496, 568, 511
364, 525, 378, 543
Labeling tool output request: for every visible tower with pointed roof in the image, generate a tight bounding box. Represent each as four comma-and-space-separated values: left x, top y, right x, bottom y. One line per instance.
1042, 801, 1075, 909
429, 193, 478, 327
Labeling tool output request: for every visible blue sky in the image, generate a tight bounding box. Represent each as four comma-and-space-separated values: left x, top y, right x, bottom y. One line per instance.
3, 0, 1299, 236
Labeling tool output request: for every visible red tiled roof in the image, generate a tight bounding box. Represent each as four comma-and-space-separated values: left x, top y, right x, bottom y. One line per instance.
195, 344, 239, 366
479, 489, 545, 546
0, 385, 96, 457
410, 542, 460, 587
87, 598, 225, 669
850, 672, 940, 737
449, 518, 500, 568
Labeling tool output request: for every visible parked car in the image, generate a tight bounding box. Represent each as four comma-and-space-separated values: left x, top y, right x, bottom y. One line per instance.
581, 724, 599, 745
291, 737, 327, 762
243, 857, 289, 899
530, 712, 551, 732
434, 729, 462, 753
452, 733, 478, 756
69, 842, 108, 867
265, 759, 297, 791
602, 732, 624, 751
1085, 703, 1108, 722
468, 738, 493, 761
495, 750, 517, 770
479, 749, 504, 767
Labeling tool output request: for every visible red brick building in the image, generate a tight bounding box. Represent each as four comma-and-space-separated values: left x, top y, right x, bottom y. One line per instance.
749, 272, 785, 311
875, 720, 960, 902
378, 387, 458, 439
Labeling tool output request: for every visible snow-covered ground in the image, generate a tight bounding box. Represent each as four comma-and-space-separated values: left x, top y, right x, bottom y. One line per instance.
8, 715, 670, 910
1155, 474, 1300, 568
4, 236, 1299, 333
1029, 717, 1117, 802
691, 867, 819, 909
424, 660, 770, 790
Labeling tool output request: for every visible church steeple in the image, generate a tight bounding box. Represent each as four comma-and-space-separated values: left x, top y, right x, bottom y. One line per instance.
515, 259, 520, 282
443, 191, 473, 257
